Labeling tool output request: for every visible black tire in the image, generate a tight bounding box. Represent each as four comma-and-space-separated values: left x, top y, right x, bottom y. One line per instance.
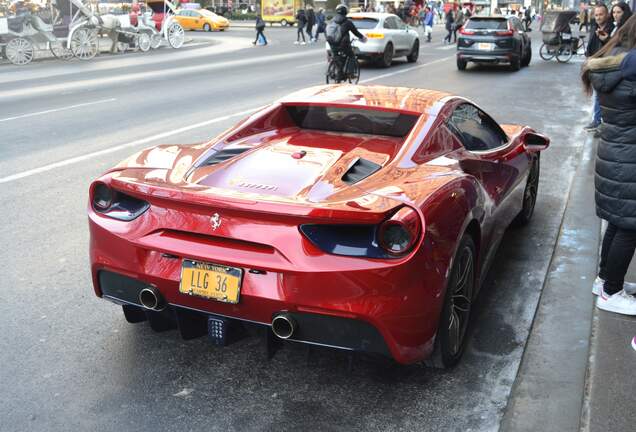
407, 39, 419, 63
426, 235, 476, 369
521, 43, 532, 67
326, 59, 340, 84
556, 45, 573, 63
346, 58, 360, 84
380, 42, 393, 68
510, 52, 521, 71
457, 57, 467, 71
203, 23, 211, 32
512, 155, 540, 227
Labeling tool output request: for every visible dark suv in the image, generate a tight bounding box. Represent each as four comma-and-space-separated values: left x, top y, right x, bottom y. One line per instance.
456, 16, 532, 71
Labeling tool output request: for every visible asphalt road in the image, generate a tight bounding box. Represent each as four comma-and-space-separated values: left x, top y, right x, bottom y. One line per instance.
0, 26, 591, 431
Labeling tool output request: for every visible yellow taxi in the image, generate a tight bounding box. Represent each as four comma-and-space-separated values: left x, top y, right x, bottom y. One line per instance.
174, 9, 230, 31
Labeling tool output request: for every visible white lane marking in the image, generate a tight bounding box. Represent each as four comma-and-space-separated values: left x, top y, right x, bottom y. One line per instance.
0, 49, 324, 100
437, 45, 457, 50
1, 54, 453, 184
295, 61, 327, 69
360, 55, 454, 83
0, 107, 261, 184
0, 98, 117, 123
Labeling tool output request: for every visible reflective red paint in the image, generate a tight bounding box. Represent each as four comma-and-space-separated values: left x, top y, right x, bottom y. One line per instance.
88, 85, 549, 364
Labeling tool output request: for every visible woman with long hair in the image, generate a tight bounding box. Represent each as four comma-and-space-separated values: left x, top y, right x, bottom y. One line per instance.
610, 2, 632, 36
582, 14, 636, 318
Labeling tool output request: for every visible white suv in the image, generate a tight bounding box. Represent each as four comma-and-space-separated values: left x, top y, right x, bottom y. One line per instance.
326, 13, 420, 68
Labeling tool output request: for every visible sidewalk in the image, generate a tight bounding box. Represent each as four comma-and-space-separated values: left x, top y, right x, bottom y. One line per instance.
502, 135, 636, 432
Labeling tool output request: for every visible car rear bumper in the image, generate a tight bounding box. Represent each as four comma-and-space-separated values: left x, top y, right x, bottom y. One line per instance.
457, 48, 518, 63
88, 212, 444, 364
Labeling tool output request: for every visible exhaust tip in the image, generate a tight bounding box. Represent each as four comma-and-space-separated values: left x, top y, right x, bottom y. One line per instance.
139, 287, 164, 311
271, 313, 296, 339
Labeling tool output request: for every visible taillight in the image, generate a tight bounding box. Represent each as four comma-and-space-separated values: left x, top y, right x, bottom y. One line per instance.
90, 181, 150, 221
495, 30, 514, 36
459, 27, 474, 35
92, 182, 114, 211
377, 207, 422, 255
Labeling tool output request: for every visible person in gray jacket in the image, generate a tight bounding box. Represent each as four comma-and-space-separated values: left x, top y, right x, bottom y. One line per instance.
582, 14, 636, 315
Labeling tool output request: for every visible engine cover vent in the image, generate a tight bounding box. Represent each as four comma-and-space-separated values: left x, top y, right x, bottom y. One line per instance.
201, 147, 250, 166
342, 158, 382, 185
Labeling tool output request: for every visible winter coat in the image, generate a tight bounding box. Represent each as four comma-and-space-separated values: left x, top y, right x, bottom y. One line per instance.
588, 50, 636, 229
316, 12, 326, 31
586, 21, 615, 57
306, 9, 315, 28
445, 11, 454, 31
296, 10, 307, 28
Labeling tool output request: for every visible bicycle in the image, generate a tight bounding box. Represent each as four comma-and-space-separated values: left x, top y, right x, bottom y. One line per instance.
326, 47, 360, 84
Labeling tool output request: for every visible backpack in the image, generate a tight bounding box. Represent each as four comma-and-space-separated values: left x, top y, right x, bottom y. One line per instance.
326, 20, 344, 45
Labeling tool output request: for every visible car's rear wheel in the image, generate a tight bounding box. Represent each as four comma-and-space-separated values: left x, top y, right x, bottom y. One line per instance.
510, 51, 521, 71
280, 19, 288, 27
380, 42, 393, 68
426, 235, 476, 369
203, 23, 211, 32
457, 57, 467, 71
407, 39, 419, 63
521, 43, 532, 67
512, 155, 540, 227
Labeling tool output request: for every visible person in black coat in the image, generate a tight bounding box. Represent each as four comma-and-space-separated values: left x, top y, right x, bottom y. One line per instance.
253, 16, 267, 45
295, 9, 307, 44
306, 7, 316, 42
444, 9, 455, 44
582, 14, 636, 315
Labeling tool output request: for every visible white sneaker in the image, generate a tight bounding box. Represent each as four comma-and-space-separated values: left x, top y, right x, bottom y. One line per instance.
596, 289, 636, 315
300, 41, 306, 45
294, 41, 300, 45
631, 336, 636, 352
592, 277, 636, 296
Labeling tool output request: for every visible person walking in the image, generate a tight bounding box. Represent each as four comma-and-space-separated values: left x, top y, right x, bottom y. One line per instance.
579, 6, 589, 33
306, 6, 316, 42
313, 8, 326, 42
295, 8, 307, 45
454, 8, 465, 41
443, 8, 455, 44
610, 2, 632, 37
582, 15, 636, 315
584, 4, 614, 131
423, 6, 434, 43
253, 16, 268, 45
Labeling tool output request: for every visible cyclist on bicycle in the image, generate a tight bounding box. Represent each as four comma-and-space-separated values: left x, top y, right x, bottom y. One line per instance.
326, 5, 368, 78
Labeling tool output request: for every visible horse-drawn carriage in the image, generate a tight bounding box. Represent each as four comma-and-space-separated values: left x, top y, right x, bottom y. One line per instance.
0, 0, 184, 65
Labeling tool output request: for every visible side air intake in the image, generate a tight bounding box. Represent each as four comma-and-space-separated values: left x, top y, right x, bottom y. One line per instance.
342, 158, 382, 185
201, 147, 250, 166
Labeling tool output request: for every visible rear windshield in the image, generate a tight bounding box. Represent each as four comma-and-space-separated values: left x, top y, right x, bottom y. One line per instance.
465, 18, 508, 30
286, 106, 419, 137
350, 17, 379, 29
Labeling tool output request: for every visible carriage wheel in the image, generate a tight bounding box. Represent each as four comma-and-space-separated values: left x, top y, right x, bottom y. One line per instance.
50, 40, 74, 61
167, 22, 185, 49
71, 28, 98, 60
6, 37, 34, 65
150, 33, 162, 49
556, 45, 573, 63
138, 33, 151, 52
539, 43, 555, 61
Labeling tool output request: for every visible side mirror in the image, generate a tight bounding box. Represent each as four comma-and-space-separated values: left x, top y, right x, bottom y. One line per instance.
523, 132, 550, 152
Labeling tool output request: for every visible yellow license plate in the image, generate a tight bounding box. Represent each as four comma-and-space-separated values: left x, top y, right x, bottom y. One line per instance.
477, 42, 494, 51
179, 260, 243, 304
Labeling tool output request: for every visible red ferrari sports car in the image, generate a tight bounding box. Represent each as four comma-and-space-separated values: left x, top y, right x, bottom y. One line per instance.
88, 85, 549, 367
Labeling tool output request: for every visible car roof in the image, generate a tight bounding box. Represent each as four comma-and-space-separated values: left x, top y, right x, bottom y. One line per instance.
348, 12, 397, 20
278, 85, 451, 115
